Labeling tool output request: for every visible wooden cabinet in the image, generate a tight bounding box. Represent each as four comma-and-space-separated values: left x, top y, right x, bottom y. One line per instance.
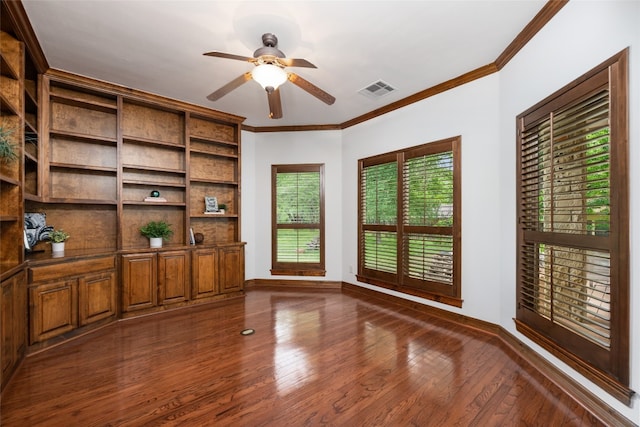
29, 279, 77, 344
27, 255, 116, 345
158, 250, 190, 305
191, 248, 218, 299
192, 245, 245, 299
192, 244, 247, 299
219, 245, 244, 294
121, 250, 189, 313
1, 270, 26, 390
121, 253, 157, 312
122, 245, 243, 314
79, 271, 117, 327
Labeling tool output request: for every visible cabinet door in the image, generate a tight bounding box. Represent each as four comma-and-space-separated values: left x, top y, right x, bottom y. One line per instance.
78, 271, 116, 326
29, 280, 78, 344
1, 278, 14, 380
192, 248, 218, 299
219, 245, 244, 294
121, 253, 157, 312
12, 272, 26, 364
158, 250, 189, 305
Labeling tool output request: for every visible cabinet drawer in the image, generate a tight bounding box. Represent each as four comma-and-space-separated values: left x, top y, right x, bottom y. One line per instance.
29, 256, 116, 283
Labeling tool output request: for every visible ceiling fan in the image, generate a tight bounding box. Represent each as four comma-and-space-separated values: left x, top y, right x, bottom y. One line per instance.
203, 33, 335, 119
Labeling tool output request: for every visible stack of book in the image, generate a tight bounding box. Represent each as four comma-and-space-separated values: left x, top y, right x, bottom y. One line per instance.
144, 196, 167, 202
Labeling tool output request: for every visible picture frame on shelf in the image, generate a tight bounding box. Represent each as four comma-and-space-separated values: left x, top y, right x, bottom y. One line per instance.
204, 196, 218, 213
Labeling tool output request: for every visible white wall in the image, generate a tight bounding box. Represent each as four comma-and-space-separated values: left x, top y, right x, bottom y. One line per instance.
240, 130, 256, 279
242, 130, 343, 281
341, 76, 503, 323
497, 1, 639, 422
242, 1, 639, 423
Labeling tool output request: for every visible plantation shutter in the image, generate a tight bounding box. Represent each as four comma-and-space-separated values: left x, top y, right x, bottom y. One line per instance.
402, 144, 455, 295
359, 155, 398, 281
516, 51, 630, 401
358, 137, 461, 306
271, 164, 325, 275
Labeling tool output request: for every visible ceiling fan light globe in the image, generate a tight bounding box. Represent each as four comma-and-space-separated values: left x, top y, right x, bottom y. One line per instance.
252, 64, 287, 90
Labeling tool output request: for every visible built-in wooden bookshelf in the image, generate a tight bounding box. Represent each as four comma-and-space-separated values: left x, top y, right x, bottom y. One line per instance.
188, 114, 240, 244
18, 71, 246, 351
0, 27, 28, 393
28, 71, 244, 253
1, 7, 246, 386
0, 30, 25, 274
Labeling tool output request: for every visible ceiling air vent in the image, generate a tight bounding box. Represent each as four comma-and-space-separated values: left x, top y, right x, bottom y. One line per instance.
358, 80, 396, 99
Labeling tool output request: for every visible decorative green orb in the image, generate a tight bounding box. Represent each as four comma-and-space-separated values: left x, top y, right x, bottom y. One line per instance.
150, 190, 160, 197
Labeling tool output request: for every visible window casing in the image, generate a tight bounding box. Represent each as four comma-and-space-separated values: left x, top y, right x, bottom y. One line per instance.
271, 164, 325, 276
515, 50, 630, 404
357, 137, 461, 306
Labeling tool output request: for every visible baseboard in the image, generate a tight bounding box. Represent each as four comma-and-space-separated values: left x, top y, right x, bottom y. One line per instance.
341, 281, 636, 427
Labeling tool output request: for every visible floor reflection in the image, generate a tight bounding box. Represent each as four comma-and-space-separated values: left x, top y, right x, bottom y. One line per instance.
272, 296, 324, 395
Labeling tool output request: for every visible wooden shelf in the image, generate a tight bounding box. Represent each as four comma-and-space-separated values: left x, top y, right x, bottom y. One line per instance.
191, 213, 238, 218
0, 54, 19, 80
0, 92, 20, 115
189, 178, 238, 186
0, 174, 20, 186
50, 129, 117, 145
24, 79, 37, 103
123, 201, 186, 207
46, 198, 118, 205
24, 113, 37, 132
189, 148, 238, 159
123, 135, 185, 149
24, 151, 37, 163
50, 93, 117, 113
50, 162, 117, 173
123, 180, 186, 188
24, 193, 41, 202
0, 215, 20, 222
189, 135, 238, 147
122, 164, 185, 175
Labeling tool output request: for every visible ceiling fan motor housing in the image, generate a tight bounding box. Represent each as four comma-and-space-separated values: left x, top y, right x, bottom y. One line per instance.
253, 33, 285, 59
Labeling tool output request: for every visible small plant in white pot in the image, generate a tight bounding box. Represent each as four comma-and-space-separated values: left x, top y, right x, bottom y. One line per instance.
49, 229, 70, 253
140, 221, 173, 248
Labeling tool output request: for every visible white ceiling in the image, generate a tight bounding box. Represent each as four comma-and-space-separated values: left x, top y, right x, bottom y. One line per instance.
22, 0, 547, 128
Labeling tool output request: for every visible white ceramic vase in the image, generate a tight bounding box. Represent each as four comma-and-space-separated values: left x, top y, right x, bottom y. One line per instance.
149, 237, 163, 248
51, 242, 65, 253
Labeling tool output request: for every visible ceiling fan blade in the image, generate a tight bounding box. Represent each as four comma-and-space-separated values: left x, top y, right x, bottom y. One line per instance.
267, 88, 283, 119
288, 73, 335, 105
276, 58, 317, 68
206, 72, 252, 101
203, 51, 257, 63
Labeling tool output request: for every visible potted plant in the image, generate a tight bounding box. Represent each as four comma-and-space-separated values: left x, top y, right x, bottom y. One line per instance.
140, 220, 173, 248
218, 204, 227, 214
0, 125, 18, 165
49, 229, 70, 253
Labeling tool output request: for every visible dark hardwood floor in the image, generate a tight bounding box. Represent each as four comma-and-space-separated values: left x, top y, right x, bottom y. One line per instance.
1, 287, 607, 426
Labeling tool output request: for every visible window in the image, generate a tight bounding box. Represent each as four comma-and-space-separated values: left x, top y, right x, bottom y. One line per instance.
515, 50, 630, 404
271, 164, 325, 276
357, 137, 461, 306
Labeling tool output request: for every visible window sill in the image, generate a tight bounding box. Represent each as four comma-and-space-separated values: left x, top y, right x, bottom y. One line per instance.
515, 319, 634, 406
270, 269, 326, 277
356, 274, 462, 308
